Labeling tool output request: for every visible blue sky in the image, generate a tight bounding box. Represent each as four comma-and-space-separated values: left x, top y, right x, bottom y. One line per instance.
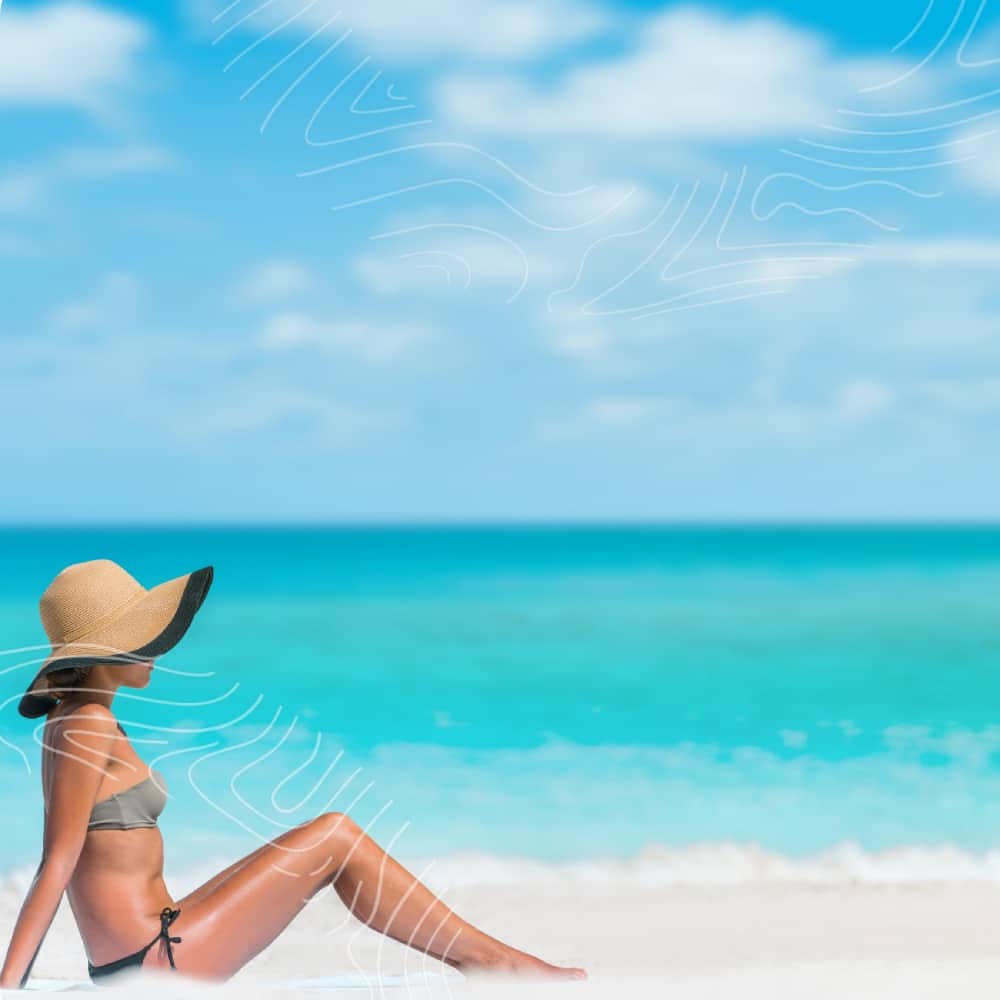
1, 0, 999, 521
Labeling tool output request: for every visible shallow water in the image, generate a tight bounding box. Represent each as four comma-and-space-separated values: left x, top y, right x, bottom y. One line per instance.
3, 525, 1000, 873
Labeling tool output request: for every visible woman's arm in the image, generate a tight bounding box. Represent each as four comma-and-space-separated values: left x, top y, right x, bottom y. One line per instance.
0, 704, 116, 989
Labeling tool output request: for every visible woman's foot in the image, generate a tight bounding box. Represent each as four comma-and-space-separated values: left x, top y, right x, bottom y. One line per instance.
450, 939, 587, 980
520, 954, 588, 980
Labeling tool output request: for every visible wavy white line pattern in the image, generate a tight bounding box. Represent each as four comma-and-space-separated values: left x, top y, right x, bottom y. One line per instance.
0, 636, 461, 991
197, 0, 1000, 324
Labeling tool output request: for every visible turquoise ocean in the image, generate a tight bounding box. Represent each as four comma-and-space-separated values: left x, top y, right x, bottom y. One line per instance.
3, 525, 1000, 881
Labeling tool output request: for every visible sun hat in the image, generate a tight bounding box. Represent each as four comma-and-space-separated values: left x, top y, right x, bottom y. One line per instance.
18, 558, 214, 719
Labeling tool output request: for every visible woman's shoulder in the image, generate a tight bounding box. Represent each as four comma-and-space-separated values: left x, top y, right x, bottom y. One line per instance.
42, 705, 123, 786
47, 703, 123, 740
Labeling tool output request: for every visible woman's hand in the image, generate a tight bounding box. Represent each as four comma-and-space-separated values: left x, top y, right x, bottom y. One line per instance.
0, 704, 117, 988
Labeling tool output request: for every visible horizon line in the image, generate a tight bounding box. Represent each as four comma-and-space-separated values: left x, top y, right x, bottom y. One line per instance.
3, 517, 1000, 529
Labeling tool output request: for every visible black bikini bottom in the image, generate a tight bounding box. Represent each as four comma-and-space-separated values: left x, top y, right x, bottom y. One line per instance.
88, 907, 182, 986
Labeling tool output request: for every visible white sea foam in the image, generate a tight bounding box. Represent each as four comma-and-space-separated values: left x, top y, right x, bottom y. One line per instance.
0, 841, 960, 945
7, 841, 1000, 914
401, 842, 1000, 888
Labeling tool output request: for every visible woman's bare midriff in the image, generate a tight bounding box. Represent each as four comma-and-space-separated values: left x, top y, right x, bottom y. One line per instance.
66, 828, 176, 966
41, 712, 177, 968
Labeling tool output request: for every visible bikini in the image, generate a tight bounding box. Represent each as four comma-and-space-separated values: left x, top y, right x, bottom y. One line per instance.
85, 723, 183, 985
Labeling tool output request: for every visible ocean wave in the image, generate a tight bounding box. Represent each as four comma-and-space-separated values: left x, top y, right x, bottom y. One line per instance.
8, 842, 1000, 906
8, 732, 1000, 866
405, 842, 1000, 887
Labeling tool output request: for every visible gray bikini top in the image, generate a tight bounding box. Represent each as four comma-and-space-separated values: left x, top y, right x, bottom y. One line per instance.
87, 723, 168, 832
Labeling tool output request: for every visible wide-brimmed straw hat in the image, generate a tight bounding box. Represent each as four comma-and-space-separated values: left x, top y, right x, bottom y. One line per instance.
18, 558, 214, 719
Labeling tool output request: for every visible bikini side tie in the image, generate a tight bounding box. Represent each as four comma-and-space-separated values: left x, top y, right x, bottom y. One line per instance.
157, 907, 183, 970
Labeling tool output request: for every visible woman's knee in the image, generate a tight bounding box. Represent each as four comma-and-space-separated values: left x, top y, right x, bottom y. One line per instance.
265, 813, 360, 881
308, 810, 362, 845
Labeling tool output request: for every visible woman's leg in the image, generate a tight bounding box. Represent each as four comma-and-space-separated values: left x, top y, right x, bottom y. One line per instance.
174, 839, 273, 909
148, 811, 586, 981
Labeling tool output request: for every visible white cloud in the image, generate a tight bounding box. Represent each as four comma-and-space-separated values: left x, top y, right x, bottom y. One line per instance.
585, 395, 671, 427
354, 236, 564, 298
2, 318, 407, 454
835, 379, 895, 421
256, 311, 432, 362
0, 144, 176, 215
536, 366, 1000, 453
545, 325, 614, 362
188, 0, 604, 62
167, 383, 406, 451
540, 308, 668, 380
861, 240, 1000, 267
47, 271, 142, 332
234, 259, 318, 305
537, 394, 675, 442
57, 145, 175, 176
435, 8, 897, 138
0, 2, 151, 117
538, 379, 899, 445
951, 127, 1000, 197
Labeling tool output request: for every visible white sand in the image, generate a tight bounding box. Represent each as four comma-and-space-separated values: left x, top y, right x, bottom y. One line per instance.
7, 856, 1000, 996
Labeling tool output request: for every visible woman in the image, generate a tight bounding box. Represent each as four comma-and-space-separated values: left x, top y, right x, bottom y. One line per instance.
0, 559, 587, 988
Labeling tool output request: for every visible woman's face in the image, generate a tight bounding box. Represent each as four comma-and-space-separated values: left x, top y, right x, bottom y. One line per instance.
115, 658, 155, 689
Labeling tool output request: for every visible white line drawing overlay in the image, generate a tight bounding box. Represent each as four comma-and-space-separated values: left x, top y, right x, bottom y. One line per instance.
201, 0, 1000, 324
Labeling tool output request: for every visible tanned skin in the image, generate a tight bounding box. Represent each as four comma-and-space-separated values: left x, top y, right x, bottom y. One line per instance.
1, 660, 587, 986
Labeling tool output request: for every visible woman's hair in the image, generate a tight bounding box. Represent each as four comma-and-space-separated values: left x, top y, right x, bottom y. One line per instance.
44, 664, 92, 700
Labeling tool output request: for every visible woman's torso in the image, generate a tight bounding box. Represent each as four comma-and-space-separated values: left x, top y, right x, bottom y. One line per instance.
41, 706, 177, 965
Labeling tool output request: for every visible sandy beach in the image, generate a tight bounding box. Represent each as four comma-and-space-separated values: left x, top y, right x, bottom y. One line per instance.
8, 854, 1000, 997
